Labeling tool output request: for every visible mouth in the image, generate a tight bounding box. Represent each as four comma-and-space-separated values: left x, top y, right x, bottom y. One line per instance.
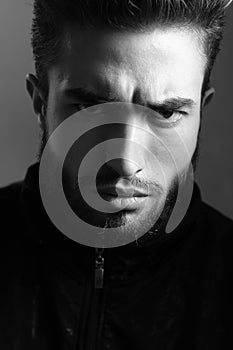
97, 185, 149, 198
99, 193, 148, 211
96, 184, 149, 211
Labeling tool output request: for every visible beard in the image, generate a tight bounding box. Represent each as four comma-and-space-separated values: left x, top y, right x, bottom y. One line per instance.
100, 178, 179, 248
38, 120, 200, 248
62, 171, 179, 247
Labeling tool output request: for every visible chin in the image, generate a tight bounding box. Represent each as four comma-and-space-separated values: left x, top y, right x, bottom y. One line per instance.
98, 194, 166, 241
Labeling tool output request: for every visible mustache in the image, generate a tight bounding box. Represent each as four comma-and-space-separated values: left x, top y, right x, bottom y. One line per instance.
75, 174, 163, 194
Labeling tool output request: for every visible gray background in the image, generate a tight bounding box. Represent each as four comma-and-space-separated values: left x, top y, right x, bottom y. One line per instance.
0, 0, 232, 220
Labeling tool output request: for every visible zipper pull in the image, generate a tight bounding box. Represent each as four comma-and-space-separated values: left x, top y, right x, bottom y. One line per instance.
95, 248, 105, 289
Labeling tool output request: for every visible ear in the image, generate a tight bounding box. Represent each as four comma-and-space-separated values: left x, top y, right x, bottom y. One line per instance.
26, 73, 47, 124
201, 87, 215, 109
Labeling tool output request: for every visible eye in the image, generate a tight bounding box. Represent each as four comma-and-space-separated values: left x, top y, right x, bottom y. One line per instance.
159, 109, 174, 119
73, 103, 93, 110
146, 105, 188, 127
72, 101, 106, 111
155, 108, 188, 124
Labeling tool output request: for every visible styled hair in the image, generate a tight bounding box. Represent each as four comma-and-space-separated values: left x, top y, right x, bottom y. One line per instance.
31, 0, 232, 99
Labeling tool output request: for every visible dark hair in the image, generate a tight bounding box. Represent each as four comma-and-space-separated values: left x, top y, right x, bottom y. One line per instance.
31, 0, 231, 99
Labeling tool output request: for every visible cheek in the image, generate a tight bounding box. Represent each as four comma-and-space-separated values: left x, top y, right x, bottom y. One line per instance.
146, 118, 200, 181
46, 100, 70, 136
177, 115, 200, 160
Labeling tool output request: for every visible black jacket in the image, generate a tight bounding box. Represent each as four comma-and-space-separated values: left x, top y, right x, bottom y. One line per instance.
0, 163, 233, 350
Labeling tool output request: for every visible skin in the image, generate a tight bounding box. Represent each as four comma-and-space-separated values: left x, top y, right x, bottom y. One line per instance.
26, 25, 214, 243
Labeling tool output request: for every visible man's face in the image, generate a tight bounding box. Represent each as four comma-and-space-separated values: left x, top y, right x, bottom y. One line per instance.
30, 25, 209, 240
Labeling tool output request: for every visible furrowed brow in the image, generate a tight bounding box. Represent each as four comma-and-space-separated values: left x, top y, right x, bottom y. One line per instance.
64, 88, 196, 110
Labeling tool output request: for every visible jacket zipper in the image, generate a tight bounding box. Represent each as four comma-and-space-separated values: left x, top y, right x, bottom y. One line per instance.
95, 248, 105, 289
82, 248, 106, 350
80, 248, 106, 350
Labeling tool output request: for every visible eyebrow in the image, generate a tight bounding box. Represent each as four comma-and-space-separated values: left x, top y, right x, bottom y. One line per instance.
64, 87, 196, 109
64, 87, 117, 103
147, 98, 196, 111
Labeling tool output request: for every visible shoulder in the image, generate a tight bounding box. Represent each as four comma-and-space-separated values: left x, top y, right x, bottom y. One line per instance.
0, 181, 23, 213
0, 181, 25, 248
0, 180, 23, 198
0, 181, 38, 299
200, 201, 233, 236
199, 201, 233, 268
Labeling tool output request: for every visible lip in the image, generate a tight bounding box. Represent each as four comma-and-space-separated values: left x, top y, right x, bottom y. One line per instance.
97, 185, 149, 198
100, 193, 148, 210
82, 184, 149, 211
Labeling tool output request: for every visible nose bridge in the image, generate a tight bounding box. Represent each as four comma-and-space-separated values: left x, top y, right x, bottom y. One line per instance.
119, 119, 141, 155
105, 117, 145, 177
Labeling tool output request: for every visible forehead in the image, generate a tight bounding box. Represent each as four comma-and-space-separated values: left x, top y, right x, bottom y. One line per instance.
49, 25, 206, 101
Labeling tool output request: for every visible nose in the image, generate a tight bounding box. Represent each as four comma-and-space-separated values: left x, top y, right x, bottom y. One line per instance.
105, 158, 142, 178
103, 121, 145, 178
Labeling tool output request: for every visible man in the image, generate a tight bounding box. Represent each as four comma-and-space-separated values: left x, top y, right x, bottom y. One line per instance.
0, 0, 233, 349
